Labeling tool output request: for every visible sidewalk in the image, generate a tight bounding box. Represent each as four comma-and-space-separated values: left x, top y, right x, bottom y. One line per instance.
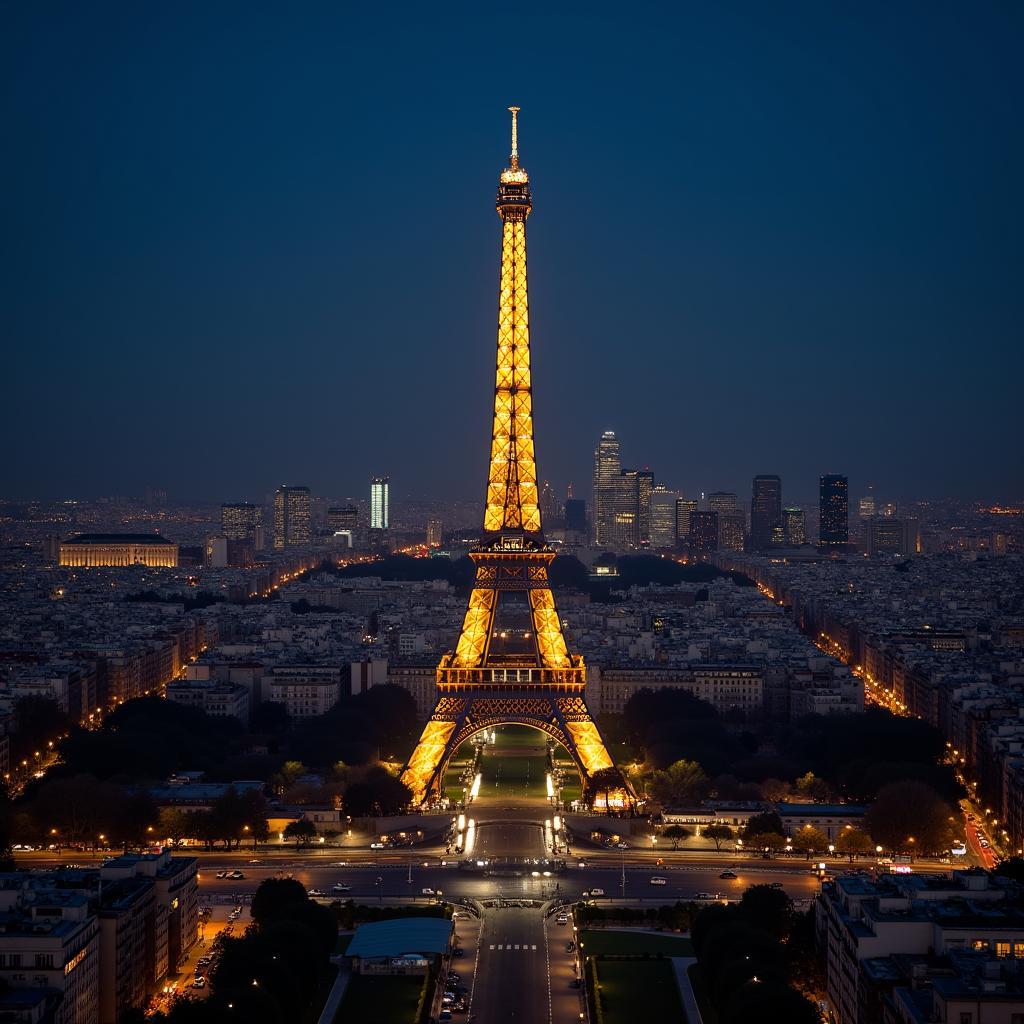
671, 957, 703, 1024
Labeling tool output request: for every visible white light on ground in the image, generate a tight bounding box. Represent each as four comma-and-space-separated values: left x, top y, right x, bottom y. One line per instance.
546, 774, 554, 798
464, 819, 476, 855
470, 774, 482, 800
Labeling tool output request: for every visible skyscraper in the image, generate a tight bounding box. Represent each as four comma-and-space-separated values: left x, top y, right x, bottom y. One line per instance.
592, 431, 621, 546
221, 502, 262, 541
750, 475, 782, 550
649, 486, 679, 548
783, 506, 806, 546
675, 498, 697, 547
819, 474, 849, 549
370, 476, 389, 530
327, 505, 358, 532
717, 511, 746, 552
273, 486, 311, 549
689, 511, 719, 556
564, 499, 587, 535
633, 470, 654, 547
858, 493, 876, 520
426, 519, 443, 548
708, 492, 738, 514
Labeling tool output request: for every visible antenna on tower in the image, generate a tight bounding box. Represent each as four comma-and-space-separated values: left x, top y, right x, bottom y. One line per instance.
508, 105, 520, 167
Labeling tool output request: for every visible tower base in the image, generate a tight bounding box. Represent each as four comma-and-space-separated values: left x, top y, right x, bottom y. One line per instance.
401, 691, 623, 808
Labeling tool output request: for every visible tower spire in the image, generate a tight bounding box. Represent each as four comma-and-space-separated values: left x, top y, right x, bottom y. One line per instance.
509, 104, 520, 167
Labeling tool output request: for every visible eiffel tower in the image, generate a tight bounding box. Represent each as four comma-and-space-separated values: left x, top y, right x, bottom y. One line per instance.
401, 108, 623, 808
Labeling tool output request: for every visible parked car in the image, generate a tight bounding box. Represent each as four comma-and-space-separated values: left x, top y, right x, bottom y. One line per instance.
555, 914, 569, 925
192, 977, 206, 989
719, 870, 737, 879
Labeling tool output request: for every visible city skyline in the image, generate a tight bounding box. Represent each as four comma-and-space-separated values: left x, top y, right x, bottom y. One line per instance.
4, 5, 1023, 504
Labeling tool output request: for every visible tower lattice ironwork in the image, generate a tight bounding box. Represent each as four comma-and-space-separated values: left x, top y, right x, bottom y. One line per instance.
401, 109, 622, 807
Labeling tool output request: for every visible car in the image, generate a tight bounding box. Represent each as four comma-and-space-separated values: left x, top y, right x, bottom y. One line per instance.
719, 870, 737, 879
331, 861, 348, 867
589, 888, 605, 897
308, 888, 326, 897
248, 859, 261, 864
422, 887, 436, 895
192, 977, 206, 989
370, 842, 386, 849
555, 914, 569, 925
332, 883, 351, 893
215, 871, 227, 879
566, 941, 575, 953
577, 861, 587, 869
694, 892, 719, 901
228, 871, 244, 880
650, 876, 668, 885
770, 882, 785, 890
616, 842, 629, 849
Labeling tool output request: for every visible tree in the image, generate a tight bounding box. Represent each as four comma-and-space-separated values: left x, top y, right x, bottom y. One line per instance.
993, 857, 1024, 881
864, 780, 958, 854
342, 766, 412, 817
158, 807, 191, 847
835, 827, 875, 862
721, 981, 820, 1024
662, 825, 692, 850
791, 826, 829, 858
250, 702, 290, 736
11, 696, 72, 763
793, 771, 832, 802
743, 812, 785, 840
744, 833, 788, 855
648, 760, 709, 807
760, 777, 790, 801
703, 824, 735, 852
283, 820, 317, 848
737, 885, 793, 940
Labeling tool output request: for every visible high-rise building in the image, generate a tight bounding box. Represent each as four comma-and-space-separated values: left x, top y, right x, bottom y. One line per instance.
426, 519, 443, 548
610, 473, 639, 549
819, 474, 849, 549
592, 431, 621, 546
750, 475, 782, 550
539, 479, 558, 523
708, 492, 738, 514
858, 494, 876, 519
783, 506, 806, 546
221, 502, 262, 541
865, 516, 920, 557
273, 486, 311, 549
633, 470, 654, 547
649, 486, 679, 548
690, 511, 719, 555
327, 505, 358, 532
717, 510, 746, 552
564, 499, 587, 535
370, 476, 389, 530
675, 498, 697, 547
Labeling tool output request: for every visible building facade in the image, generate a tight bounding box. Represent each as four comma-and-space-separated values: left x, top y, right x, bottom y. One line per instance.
370, 477, 390, 530
750, 475, 783, 551
820, 474, 850, 549
273, 486, 311, 549
59, 535, 178, 569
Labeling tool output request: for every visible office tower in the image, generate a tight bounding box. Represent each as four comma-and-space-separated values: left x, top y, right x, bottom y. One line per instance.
401, 107, 619, 807
564, 498, 587, 535
592, 430, 621, 546
708, 491, 738, 514
858, 494, 876, 519
783, 506, 806, 546
865, 516, 920, 557
750, 475, 782, 550
426, 519, 443, 548
675, 498, 697, 546
649, 486, 679, 548
370, 476, 390, 530
717, 510, 746, 552
819, 474, 849, 549
632, 470, 654, 546
540, 479, 558, 523
221, 502, 262, 541
610, 474, 639, 549
273, 485, 311, 549
327, 505, 359, 532
689, 511, 719, 555
881, 501, 898, 517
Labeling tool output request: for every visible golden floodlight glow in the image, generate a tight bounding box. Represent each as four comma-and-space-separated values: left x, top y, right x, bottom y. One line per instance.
399, 108, 623, 810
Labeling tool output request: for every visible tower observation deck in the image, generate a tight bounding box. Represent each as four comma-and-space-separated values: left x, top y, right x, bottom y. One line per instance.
400, 110, 624, 808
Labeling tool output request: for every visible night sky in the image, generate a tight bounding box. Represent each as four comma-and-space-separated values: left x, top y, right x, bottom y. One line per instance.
4, 3, 1022, 506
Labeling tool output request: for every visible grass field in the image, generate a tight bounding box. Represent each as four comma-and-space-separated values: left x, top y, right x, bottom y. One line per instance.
491, 724, 548, 747
334, 974, 424, 1024
594, 959, 685, 1024
480, 753, 548, 798
580, 929, 694, 957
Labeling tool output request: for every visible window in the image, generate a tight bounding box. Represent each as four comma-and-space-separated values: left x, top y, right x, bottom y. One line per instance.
34, 954, 53, 969
972, 939, 990, 951
997, 942, 1011, 959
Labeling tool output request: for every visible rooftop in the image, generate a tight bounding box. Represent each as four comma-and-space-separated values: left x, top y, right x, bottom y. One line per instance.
345, 917, 453, 959
63, 533, 174, 545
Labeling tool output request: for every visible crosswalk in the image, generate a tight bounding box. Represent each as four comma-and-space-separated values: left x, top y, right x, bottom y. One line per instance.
489, 943, 538, 950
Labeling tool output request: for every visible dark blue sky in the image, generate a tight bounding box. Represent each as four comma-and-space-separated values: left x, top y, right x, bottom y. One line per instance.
4, 2, 1022, 506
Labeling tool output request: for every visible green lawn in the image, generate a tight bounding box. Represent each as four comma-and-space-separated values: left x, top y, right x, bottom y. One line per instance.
580, 929, 694, 956
594, 959, 686, 1024
480, 753, 548, 798
335, 973, 424, 1024
491, 725, 548, 747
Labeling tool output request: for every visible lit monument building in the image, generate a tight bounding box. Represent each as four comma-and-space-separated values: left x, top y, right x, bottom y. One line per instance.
60, 533, 178, 568
401, 109, 622, 807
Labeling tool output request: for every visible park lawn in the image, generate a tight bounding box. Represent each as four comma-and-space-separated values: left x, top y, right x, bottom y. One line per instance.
492, 725, 547, 747
595, 959, 686, 1024
560, 780, 582, 803
482, 754, 549, 797
580, 929, 694, 956
444, 765, 466, 803
334, 973, 424, 1024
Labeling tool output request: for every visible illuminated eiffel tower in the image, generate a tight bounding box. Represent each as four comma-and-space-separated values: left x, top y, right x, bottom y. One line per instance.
401, 108, 622, 807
